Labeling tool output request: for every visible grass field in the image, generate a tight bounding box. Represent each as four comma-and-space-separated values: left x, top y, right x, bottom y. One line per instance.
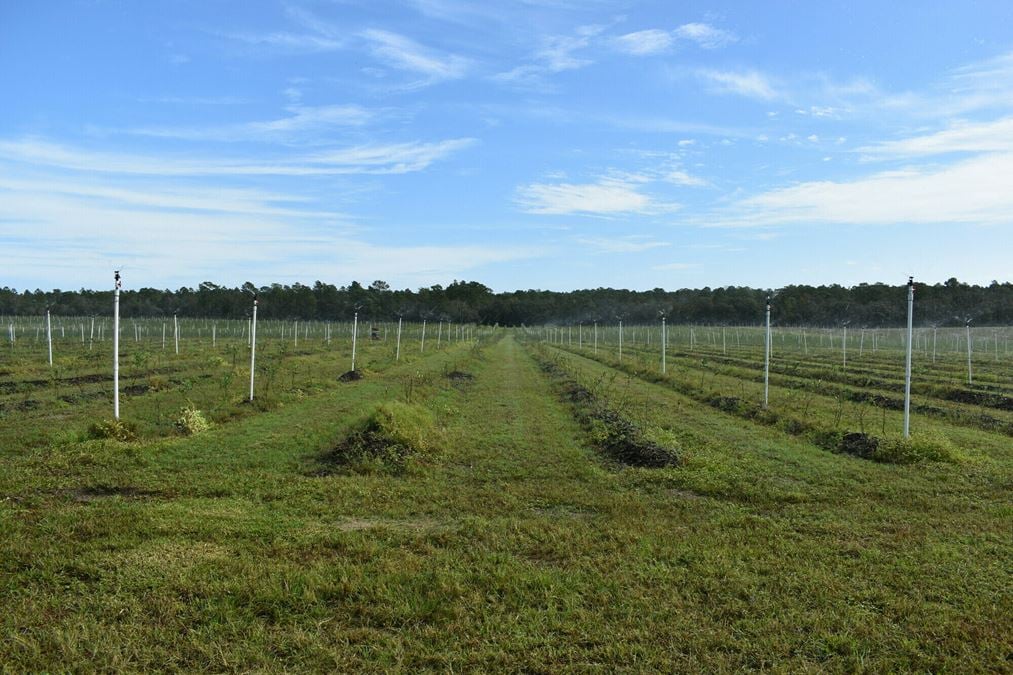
1, 324, 1010, 671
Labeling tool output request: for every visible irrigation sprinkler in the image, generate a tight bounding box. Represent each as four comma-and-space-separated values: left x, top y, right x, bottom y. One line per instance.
965, 319, 973, 385
904, 278, 914, 438
763, 296, 771, 409
395, 315, 402, 361
45, 308, 53, 366
113, 271, 121, 420
249, 293, 258, 402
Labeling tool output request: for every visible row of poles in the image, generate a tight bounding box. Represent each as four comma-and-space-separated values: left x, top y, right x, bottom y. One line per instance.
544, 279, 925, 439
109, 273, 470, 420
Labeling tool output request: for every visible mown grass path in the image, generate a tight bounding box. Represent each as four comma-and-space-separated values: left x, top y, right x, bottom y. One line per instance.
1, 333, 1010, 671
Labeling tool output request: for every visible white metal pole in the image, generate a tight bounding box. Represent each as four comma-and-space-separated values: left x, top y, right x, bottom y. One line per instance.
212, 323, 216, 348
421, 319, 426, 352
173, 313, 179, 355
437, 321, 442, 349
249, 296, 258, 401
611, 320, 619, 362
966, 320, 973, 385
594, 321, 598, 354
661, 317, 666, 374
396, 316, 402, 361
903, 278, 914, 438
764, 296, 771, 409
113, 272, 121, 420
842, 325, 847, 370
351, 312, 358, 371
46, 309, 53, 366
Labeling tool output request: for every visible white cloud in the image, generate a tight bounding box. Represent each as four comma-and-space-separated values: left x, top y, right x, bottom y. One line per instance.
612, 29, 673, 56
127, 104, 373, 142
673, 23, 736, 49
0, 137, 475, 176
360, 29, 469, 82
495, 25, 605, 85
576, 235, 670, 253
856, 117, 1013, 158
664, 170, 708, 187
517, 177, 671, 215
711, 153, 1013, 227
612, 22, 735, 56
0, 172, 541, 288
698, 69, 779, 100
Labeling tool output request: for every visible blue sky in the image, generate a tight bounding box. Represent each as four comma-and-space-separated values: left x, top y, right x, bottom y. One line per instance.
2, 1, 1012, 292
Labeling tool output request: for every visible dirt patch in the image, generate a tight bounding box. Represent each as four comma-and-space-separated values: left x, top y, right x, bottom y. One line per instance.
837, 432, 879, 459
445, 370, 474, 382
537, 356, 679, 469
338, 369, 364, 382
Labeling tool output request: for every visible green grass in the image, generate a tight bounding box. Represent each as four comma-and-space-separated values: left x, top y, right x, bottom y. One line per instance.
1, 331, 1010, 671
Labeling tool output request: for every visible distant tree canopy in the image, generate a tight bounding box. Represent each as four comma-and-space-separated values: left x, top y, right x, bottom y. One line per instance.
0, 278, 1009, 327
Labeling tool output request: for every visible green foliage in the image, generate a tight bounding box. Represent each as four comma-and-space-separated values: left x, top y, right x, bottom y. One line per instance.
87, 418, 138, 442
325, 401, 441, 474
874, 431, 961, 464
174, 405, 212, 436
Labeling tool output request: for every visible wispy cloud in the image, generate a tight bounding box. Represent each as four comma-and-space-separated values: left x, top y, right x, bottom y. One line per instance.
664, 170, 708, 187
673, 23, 737, 49
126, 104, 373, 142
495, 24, 605, 86
710, 153, 1013, 227
613, 22, 736, 56
517, 177, 676, 215
856, 117, 1013, 158
575, 235, 670, 253
697, 69, 779, 100
0, 137, 476, 176
611, 29, 673, 56
360, 29, 469, 83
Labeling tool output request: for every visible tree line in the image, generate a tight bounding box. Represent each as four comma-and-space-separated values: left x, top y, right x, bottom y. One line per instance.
0, 278, 1009, 327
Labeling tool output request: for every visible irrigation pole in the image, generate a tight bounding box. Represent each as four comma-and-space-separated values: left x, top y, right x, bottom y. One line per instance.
763, 296, 771, 409
395, 316, 402, 361
661, 316, 667, 374
611, 320, 619, 362
113, 271, 121, 420
249, 294, 258, 402
965, 319, 973, 385
903, 277, 914, 438
351, 311, 359, 372
46, 308, 53, 366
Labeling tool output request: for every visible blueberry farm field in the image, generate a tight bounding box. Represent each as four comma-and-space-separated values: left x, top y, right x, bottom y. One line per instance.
1, 316, 1011, 671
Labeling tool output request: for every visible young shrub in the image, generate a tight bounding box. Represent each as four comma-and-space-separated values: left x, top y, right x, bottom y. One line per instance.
175, 405, 212, 436
324, 401, 440, 474
88, 418, 138, 442
873, 431, 960, 464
